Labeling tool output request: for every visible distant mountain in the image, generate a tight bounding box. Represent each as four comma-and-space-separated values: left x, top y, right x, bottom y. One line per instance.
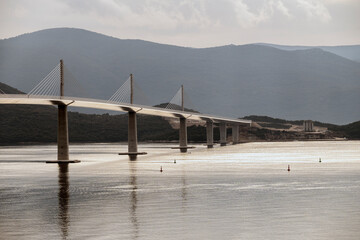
257, 43, 360, 62
1, 28, 360, 124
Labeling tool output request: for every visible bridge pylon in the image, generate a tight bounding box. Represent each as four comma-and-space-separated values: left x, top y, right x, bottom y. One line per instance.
47, 59, 79, 164
117, 74, 147, 160
57, 59, 69, 161
179, 85, 188, 152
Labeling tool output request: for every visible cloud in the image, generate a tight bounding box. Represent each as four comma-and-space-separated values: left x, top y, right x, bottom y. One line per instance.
0, 0, 358, 46
231, 0, 293, 28
296, 0, 332, 22
60, 0, 215, 33
273, 0, 292, 17
321, 0, 357, 3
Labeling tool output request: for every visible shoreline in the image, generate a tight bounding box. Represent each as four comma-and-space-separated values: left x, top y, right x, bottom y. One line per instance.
0, 138, 353, 147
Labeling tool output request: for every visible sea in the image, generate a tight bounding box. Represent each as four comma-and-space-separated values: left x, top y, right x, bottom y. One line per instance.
0, 141, 359, 240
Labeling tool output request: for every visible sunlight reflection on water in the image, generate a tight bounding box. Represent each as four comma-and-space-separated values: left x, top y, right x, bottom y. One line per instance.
0, 141, 359, 239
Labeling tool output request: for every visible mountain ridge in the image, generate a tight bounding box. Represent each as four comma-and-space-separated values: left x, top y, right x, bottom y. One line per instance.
1, 28, 359, 124
256, 42, 360, 62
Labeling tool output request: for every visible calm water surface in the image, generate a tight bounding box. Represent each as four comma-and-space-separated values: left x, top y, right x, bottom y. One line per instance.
0, 141, 359, 240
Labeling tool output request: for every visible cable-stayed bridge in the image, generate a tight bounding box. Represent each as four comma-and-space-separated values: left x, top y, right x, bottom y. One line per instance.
0, 60, 251, 162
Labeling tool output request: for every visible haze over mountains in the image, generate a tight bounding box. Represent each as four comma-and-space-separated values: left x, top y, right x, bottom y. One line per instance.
257, 43, 360, 63
0, 28, 359, 124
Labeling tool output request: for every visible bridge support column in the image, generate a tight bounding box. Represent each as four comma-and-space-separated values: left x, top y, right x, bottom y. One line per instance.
119, 111, 147, 159
118, 74, 147, 160
220, 122, 227, 146
128, 111, 138, 160
179, 117, 188, 153
46, 59, 80, 164
57, 105, 69, 160
206, 121, 214, 148
232, 125, 239, 144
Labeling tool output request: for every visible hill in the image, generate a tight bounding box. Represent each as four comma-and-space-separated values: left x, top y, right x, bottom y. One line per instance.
244, 115, 360, 140
243, 115, 337, 129
1, 28, 360, 124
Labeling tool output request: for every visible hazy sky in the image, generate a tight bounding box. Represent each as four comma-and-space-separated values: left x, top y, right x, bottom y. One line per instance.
0, 0, 359, 47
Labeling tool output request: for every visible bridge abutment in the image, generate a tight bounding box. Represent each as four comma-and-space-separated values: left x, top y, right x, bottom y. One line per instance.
220, 122, 227, 146
206, 121, 214, 148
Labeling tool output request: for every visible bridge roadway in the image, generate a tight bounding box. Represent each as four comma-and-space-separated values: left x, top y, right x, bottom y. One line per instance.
0, 94, 251, 124
0, 94, 252, 162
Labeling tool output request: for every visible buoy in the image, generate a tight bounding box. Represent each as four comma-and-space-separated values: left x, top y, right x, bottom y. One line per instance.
287, 165, 290, 172
160, 166, 163, 172
319, 158, 321, 163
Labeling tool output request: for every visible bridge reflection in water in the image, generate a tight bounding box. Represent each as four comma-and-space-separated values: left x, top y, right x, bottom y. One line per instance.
56, 162, 143, 240
129, 162, 139, 239
58, 164, 70, 240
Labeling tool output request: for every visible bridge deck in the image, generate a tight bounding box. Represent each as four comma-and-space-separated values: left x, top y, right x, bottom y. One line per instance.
0, 94, 251, 125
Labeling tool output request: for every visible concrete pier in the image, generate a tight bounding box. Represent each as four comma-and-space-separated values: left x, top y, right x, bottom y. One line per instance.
206, 121, 214, 148
57, 104, 69, 160
179, 117, 188, 153
118, 111, 147, 159
220, 122, 227, 146
232, 124, 239, 144
128, 111, 138, 160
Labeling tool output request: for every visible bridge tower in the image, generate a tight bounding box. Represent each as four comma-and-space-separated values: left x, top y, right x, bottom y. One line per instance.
117, 74, 147, 160
128, 74, 138, 160
57, 59, 70, 161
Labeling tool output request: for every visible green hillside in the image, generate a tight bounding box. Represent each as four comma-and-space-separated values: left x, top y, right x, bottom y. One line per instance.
243, 115, 360, 140
329, 121, 360, 139
243, 115, 337, 128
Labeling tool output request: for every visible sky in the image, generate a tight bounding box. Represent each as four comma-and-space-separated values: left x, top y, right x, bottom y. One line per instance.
0, 0, 359, 47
